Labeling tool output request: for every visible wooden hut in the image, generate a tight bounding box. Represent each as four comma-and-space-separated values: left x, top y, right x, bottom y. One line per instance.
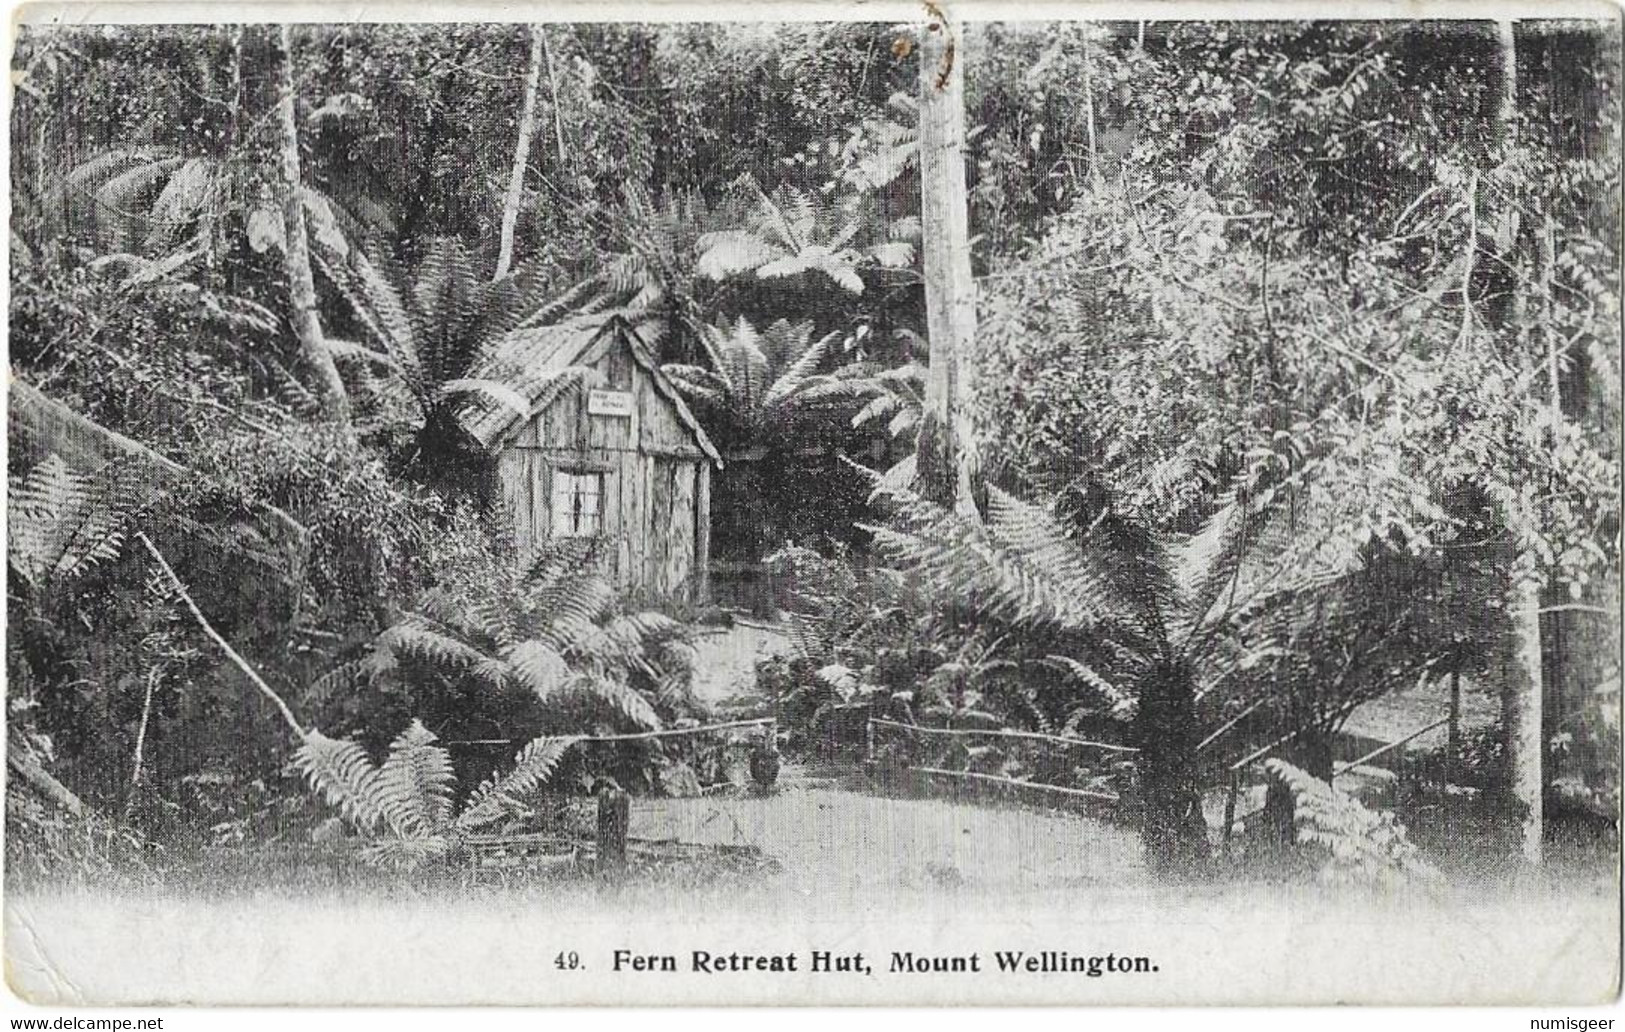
463, 313, 722, 601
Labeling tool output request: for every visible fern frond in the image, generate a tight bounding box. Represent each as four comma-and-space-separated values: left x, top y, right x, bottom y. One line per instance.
523, 537, 602, 594
1042, 654, 1128, 709
724, 320, 772, 413
868, 487, 1114, 636
695, 229, 786, 281
816, 663, 859, 698
8, 455, 91, 586
305, 659, 366, 708
456, 735, 577, 832
571, 612, 682, 674
767, 330, 842, 407
514, 279, 602, 330
143, 157, 215, 248
441, 377, 531, 417
786, 608, 834, 661
985, 487, 1136, 631
358, 835, 450, 870
870, 454, 918, 499
8, 455, 133, 589
92, 157, 184, 239
62, 148, 167, 196
507, 639, 570, 700
661, 364, 731, 406
372, 720, 456, 838
569, 673, 662, 730
348, 247, 423, 384
531, 570, 617, 648
868, 241, 916, 269
376, 616, 490, 670
1264, 759, 1441, 886
325, 338, 401, 370
852, 392, 901, 428
295, 730, 384, 832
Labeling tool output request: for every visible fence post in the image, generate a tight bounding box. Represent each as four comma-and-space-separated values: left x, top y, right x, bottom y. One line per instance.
1222, 771, 1241, 851
596, 781, 629, 878
1447, 664, 1462, 789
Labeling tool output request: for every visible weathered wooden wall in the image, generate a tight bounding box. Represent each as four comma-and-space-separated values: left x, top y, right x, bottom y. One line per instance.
492, 333, 708, 601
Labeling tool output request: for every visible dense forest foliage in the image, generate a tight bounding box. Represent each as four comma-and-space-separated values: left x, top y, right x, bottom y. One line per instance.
7, 19, 1619, 883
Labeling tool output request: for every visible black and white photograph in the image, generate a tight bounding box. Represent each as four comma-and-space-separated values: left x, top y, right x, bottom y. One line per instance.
3, 1, 1620, 1012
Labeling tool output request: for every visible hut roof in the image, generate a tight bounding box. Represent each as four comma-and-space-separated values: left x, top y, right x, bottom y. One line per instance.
459, 311, 721, 465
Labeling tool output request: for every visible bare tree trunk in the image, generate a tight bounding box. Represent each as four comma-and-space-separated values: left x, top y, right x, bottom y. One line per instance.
495, 25, 545, 281
124, 667, 161, 821
1495, 18, 1544, 865
276, 24, 349, 424
1507, 576, 1545, 864
541, 27, 568, 174
1081, 29, 1103, 192
915, 10, 979, 517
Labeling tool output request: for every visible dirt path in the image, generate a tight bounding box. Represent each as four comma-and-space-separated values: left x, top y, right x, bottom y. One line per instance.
660, 620, 1146, 893
631, 769, 1144, 896
689, 619, 790, 711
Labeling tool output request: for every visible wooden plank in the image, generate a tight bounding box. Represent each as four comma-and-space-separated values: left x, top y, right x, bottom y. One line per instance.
504, 445, 701, 460
635, 362, 690, 453
625, 349, 642, 461
518, 414, 543, 447
648, 457, 670, 593
694, 462, 711, 602
622, 453, 644, 593
602, 453, 622, 583
530, 452, 551, 546
497, 449, 532, 557
669, 462, 696, 601
588, 350, 633, 452
572, 369, 591, 451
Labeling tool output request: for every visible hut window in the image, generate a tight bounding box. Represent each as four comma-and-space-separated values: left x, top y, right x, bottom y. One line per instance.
550, 469, 603, 538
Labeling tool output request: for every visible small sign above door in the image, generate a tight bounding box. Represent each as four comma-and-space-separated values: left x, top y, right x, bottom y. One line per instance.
588, 388, 634, 417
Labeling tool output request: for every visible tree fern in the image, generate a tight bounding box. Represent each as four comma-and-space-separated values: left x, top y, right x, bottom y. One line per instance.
664, 316, 871, 448
298, 721, 580, 868
317, 235, 575, 435
695, 175, 904, 295
55, 147, 385, 259
368, 539, 681, 733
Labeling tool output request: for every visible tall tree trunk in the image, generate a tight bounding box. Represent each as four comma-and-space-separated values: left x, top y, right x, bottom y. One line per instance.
915, 11, 979, 517
276, 25, 349, 425
1495, 18, 1544, 864
495, 25, 545, 281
